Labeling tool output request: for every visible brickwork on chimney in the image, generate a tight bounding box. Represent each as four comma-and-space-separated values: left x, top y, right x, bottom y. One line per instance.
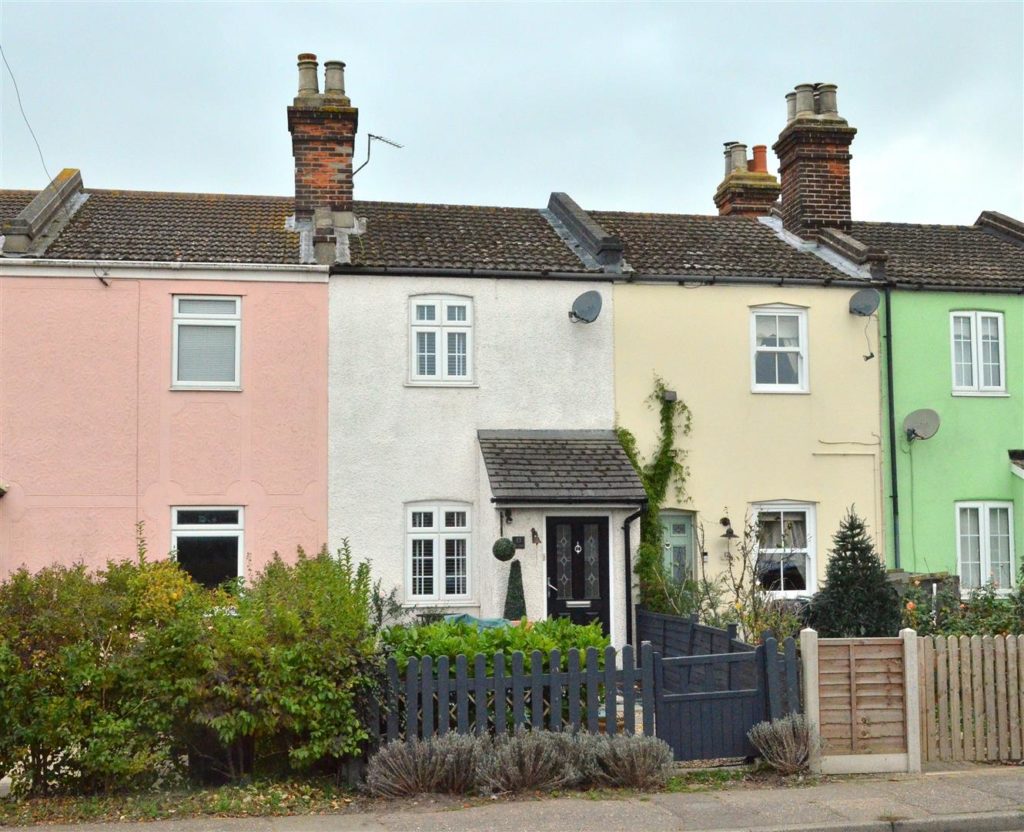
288, 106, 358, 220
287, 54, 358, 222
713, 143, 780, 218
772, 83, 856, 239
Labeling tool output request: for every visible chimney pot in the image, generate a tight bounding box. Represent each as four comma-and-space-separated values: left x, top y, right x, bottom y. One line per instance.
730, 143, 748, 173
785, 92, 797, 123
723, 141, 738, 175
816, 83, 838, 116
324, 60, 346, 96
751, 145, 768, 173
794, 83, 815, 117
297, 53, 319, 97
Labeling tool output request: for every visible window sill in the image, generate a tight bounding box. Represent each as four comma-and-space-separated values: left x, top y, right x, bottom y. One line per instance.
170, 385, 243, 393
404, 381, 479, 389
766, 590, 814, 600
951, 391, 1009, 398
403, 599, 477, 608
751, 388, 810, 396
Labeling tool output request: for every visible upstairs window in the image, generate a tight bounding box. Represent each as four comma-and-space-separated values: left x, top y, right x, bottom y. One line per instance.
173, 296, 241, 388
951, 312, 1005, 394
751, 306, 808, 393
957, 502, 1014, 592
406, 504, 471, 601
409, 296, 473, 384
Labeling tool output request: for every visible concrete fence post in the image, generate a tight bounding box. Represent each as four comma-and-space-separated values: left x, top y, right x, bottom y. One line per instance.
901, 628, 922, 773
800, 628, 822, 773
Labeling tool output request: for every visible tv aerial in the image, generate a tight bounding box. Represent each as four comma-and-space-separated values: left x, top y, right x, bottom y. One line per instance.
353, 133, 404, 177
569, 291, 602, 324
903, 408, 940, 442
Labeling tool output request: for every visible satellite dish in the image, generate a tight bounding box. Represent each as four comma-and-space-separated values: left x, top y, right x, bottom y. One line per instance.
849, 288, 881, 317
569, 291, 602, 324
903, 408, 941, 442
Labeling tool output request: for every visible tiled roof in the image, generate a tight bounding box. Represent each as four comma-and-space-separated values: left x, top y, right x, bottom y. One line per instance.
849, 221, 1024, 291
3, 183, 1021, 290
353, 201, 591, 273
0, 190, 35, 225
591, 210, 850, 281
478, 430, 646, 504
44, 190, 301, 264
1, 189, 593, 272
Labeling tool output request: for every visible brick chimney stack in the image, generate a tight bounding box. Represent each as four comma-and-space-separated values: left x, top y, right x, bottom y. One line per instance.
772, 82, 857, 238
713, 141, 781, 217
287, 53, 358, 226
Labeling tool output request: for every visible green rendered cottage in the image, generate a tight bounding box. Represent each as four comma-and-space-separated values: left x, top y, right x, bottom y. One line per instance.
820, 214, 1024, 588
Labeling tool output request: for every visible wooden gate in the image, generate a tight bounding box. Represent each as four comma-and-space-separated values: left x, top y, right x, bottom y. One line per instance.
802, 628, 921, 774
653, 636, 800, 761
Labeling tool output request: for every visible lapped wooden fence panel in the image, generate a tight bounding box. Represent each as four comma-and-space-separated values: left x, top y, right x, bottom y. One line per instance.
803, 629, 921, 775
386, 644, 654, 742
818, 637, 907, 757
919, 634, 1024, 763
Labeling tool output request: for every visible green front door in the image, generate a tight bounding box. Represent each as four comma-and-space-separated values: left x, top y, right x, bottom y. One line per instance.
660, 511, 695, 583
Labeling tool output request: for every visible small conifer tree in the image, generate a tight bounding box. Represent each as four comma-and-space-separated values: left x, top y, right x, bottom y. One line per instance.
810, 509, 901, 637
504, 559, 527, 620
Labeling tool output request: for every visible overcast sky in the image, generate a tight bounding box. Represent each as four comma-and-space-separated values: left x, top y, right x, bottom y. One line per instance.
1, 1, 1021, 223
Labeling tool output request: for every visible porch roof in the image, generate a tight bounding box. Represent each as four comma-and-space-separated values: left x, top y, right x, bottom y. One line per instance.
477, 430, 647, 505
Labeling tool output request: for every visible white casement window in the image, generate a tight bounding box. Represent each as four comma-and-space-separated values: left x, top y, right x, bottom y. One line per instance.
956, 502, 1015, 592
751, 306, 809, 393
409, 296, 473, 384
406, 504, 471, 601
171, 507, 244, 588
950, 311, 1006, 394
753, 503, 816, 598
172, 296, 241, 388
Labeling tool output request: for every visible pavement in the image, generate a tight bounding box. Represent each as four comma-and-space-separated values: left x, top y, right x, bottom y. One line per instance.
8, 765, 1024, 832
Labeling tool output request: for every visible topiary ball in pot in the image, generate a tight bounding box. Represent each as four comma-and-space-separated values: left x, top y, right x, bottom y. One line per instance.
492, 537, 516, 562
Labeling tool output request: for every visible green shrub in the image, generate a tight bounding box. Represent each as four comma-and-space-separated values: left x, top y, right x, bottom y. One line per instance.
810, 510, 901, 638
0, 558, 216, 796
903, 579, 1024, 636
189, 544, 382, 780
0, 541, 382, 795
382, 618, 609, 673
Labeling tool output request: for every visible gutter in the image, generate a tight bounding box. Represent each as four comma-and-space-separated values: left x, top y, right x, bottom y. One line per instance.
0, 258, 329, 283
884, 285, 902, 570
331, 263, 883, 289
489, 496, 647, 506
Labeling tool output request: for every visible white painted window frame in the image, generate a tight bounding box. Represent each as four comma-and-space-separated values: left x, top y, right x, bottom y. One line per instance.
172, 295, 242, 390
752, 501, 816, 599
405, 502, 472, 602
950, 311, 1006, 396
408, 295, 474, 385
170, 506, 245, 581
750, 305, 809, 394
955, 501, 1015, 593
